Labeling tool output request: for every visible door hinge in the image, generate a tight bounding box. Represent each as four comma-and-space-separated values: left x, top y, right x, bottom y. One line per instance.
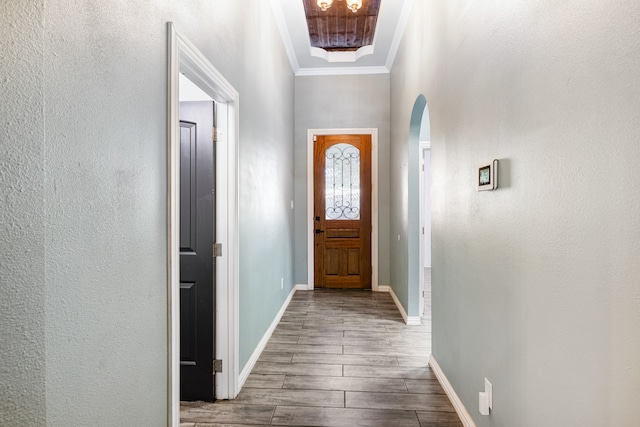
422, 227, 425, 235
212, 127, 218, 143
313, 135, 317, 142
213, 359, 223, 373
213, 243, 223, 257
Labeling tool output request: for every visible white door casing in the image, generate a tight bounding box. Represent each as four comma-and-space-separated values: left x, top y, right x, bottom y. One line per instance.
167, 22, 240, 426
419, 141, 430, 316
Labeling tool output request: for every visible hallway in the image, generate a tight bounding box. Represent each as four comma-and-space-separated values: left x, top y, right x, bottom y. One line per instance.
180, 289, 462, 426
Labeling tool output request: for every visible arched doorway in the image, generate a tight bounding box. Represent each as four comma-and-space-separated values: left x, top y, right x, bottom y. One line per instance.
408, 95, 431, 337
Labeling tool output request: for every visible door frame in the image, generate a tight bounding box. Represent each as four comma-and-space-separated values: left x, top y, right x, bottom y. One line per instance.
418, 141, 430, 316
306, 128, 379, 291
167, 22, 240, 426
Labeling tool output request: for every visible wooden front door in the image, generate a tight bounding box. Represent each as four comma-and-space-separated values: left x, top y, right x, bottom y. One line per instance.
179, 101, 216, 402
314, 134, 372, 289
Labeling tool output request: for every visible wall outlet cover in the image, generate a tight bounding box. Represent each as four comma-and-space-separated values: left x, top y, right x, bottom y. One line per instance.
485, 378, 493, 409
479, 392, 490, 415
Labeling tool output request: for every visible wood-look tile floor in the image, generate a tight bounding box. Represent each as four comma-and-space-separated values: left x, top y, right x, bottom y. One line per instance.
180, 289, 462, 427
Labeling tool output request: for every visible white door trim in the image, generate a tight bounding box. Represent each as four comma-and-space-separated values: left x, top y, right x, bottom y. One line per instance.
418, 141, 430, 316
306, 128, 379, 291
167, 22, 240, 426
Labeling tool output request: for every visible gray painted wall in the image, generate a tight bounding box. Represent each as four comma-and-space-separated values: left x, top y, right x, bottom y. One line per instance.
388, 90, 425, 317
294, 74, 391, 287
0, 2, 46, 425
237, 0, 296, 369
1, 0, 294, 424
390, 0, 640, 425
423, 149, 432, 268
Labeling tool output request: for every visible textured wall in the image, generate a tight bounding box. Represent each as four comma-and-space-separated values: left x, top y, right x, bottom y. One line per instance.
390, 0, 640, 425
43, 1, 170, 424
0, 1, 46, 425
293, 74, 391, 287
237, 0, 296, 370
1, 0, 294, 424
423, 149, 432, 268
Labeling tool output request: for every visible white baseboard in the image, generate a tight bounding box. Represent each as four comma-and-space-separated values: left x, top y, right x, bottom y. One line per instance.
387, 286, 421, 325
238, 286, 296, 389
387, 286, 407, 323
405, 316, 422, 326
295, 284, 310, 291
429, 355, 477, 427
378, 286, 422, 326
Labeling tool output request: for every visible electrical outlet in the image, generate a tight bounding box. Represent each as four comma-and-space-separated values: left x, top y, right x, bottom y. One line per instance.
479, 378, 493, 415
479, 392, 489, 415
485, 378, 493, 410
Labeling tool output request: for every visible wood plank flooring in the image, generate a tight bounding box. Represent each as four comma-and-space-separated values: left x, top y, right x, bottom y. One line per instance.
180, 288, 462, 427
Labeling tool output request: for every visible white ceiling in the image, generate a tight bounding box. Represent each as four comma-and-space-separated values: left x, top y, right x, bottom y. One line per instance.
270, 0, 413, 76
179, 73, 214, 102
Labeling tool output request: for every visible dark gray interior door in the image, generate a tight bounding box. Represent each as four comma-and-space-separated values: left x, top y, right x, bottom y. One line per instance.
179, 100, 216, 402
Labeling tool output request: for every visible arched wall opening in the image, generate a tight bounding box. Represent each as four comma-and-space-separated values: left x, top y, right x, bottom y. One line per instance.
408, 95, 431, 330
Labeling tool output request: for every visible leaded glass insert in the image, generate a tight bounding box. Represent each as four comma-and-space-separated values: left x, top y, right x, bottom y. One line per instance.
325, 143, 360, 220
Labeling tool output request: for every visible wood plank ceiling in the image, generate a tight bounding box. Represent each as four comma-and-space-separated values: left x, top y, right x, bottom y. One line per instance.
302, 0, 382, 51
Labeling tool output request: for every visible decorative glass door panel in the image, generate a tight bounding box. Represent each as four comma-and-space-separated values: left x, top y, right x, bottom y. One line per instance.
325, 143, 361, 220
314, 135, 371, 289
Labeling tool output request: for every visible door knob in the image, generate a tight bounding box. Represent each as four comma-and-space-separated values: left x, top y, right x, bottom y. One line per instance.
315, 229, 324, 234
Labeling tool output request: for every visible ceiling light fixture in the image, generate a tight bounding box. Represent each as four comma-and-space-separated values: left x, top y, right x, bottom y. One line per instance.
316, 0, 362, 13
345, 0, 362, 13
317, 0, 334, 11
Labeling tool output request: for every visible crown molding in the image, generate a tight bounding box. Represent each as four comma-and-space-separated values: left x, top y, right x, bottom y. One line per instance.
296, 66, 390, 76
385, 0, 415, 71
268, 0, 300, 74
310, 45, 375, 63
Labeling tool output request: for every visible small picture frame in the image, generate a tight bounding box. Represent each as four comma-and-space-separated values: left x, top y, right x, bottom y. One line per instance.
478, 159, 499, 191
